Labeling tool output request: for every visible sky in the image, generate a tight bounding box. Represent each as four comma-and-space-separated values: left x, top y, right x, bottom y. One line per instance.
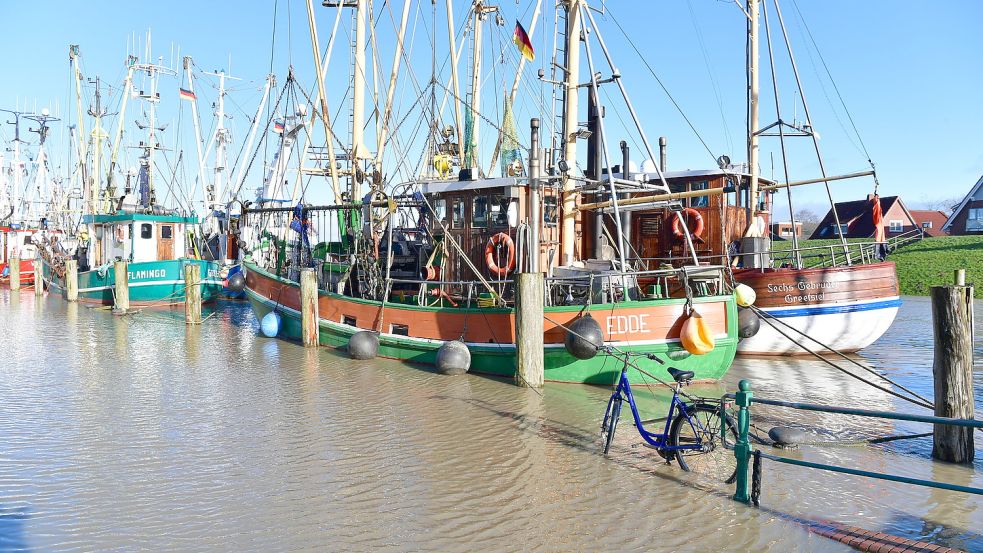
1, 0, 981, 219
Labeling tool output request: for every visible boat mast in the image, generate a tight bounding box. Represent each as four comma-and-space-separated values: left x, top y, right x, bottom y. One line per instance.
560, 0, 582, 266
203, 67, 240, 222
747, 0, 760, 224
107, 56, 138, 202
183, 57, 209, 214
88, 76, 107, 214
231, 73, 274, 204
68, 45, 90, 215
375, 0, 412, 171
134, 33, 177, 210
351, 0, 369, 193
445, 0, 465, 166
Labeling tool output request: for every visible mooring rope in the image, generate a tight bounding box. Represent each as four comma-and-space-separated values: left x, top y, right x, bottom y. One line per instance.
751, 450, 762, 507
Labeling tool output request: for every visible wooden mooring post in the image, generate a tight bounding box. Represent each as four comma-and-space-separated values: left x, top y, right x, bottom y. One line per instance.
34, 258, 43, 296
113, 260, 129, 313
930, 269, 975, 463
184, 264, 202, 324
300, 267, 319, 347
65, 259, 78, 302
9, 253, 20, 291
514, 272, 545, 388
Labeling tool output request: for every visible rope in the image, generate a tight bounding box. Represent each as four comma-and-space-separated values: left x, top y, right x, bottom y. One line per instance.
751, 450, 762, 507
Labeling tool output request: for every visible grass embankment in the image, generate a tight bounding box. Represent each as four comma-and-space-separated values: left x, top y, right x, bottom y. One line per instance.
889, 236, 983, 298
772, 236, 983, 298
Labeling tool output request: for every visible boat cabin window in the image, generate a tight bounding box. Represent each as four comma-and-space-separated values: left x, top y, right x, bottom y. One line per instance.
161, 225, 173, 239
451, 200, 465, 229
342, 315, 357, 327
689, 181, 709, 208
543, 196, 558, 227
472, 196, 489, 228
432, 198, 447, 226
491, 195, 511, 227
390, 323, 409, 336
22, 235, 33, 246
140, 224, 153, 239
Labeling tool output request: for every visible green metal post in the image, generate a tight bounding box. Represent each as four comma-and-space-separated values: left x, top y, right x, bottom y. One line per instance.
734, 379, 753, 503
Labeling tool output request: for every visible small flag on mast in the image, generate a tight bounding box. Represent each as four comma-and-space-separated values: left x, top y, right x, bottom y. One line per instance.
179, 88, 197, 101
273, 120, 285, 134
513, 20, 535, 62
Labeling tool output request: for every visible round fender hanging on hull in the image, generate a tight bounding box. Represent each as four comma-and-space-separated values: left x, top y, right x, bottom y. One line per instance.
734, 283, 756, 307
436, 340, 471, 375
565, 315, 604, 360
348, 331, 380, 360
261, 311, 282, 337
769, 426, 806, 449
737, 307, 761, 339
227, 272, 246, 292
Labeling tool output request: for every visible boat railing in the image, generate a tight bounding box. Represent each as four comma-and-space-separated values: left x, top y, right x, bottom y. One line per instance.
771, 228, 923, 269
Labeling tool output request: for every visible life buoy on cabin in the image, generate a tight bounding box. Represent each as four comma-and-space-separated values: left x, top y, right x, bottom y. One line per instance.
484, 232, 516, 276
671, 208, 704, 240
114, 225, 126, 244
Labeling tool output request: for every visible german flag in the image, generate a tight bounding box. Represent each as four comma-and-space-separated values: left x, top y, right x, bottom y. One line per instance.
179, 88, 197, 101
513, 20, 534, 62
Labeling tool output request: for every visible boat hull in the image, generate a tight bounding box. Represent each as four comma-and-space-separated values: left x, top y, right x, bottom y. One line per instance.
43, 258, 224, 306
734, 262, 900, 354
244, 262, 738, 385
0, 259, 34, 285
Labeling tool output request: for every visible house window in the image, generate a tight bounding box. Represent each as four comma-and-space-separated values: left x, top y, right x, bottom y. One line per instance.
689, 181, 709, 208
967, 208, 983, 231
889, 220, 903, 232
140, 223, 153, 239
472, 196, 489, 228
838, 224, 849, 235
922, 221, 932, 229
451, 200, 465, 229
543, 196, 558, 227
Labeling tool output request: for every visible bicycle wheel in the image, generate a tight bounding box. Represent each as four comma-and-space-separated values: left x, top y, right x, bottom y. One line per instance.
668, 402, 738, 483
602, 396, 622, 455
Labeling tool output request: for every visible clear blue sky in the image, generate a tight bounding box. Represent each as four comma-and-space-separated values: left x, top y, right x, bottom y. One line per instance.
1, 0, 981, 217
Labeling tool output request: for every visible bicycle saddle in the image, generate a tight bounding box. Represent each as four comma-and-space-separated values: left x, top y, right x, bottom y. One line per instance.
667, 367, 695, 383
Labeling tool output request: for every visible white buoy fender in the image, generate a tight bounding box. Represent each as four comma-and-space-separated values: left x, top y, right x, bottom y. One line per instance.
734, 283, 756, 307
348, 331, 380, 360
261, 311, 281, 337
436, 340, 471, 375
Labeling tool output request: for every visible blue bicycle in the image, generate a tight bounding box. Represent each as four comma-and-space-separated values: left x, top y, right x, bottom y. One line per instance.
600, 350, 738, 483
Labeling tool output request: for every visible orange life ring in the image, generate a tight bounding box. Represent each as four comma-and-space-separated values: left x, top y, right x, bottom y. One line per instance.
671, 208, 704, 240
484, 232, 516, 276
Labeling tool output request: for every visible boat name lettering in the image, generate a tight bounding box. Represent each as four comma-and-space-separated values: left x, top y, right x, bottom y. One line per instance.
767, 281, 838, 293
606, 314, 650, 336
127, 269, 167, 280
783, 292, 825, 303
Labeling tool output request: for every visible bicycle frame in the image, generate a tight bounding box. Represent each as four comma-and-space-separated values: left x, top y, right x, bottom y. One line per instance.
605, 365, 706, 453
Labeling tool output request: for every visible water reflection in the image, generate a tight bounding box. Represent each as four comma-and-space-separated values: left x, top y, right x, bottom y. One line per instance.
0, 292, 978, 551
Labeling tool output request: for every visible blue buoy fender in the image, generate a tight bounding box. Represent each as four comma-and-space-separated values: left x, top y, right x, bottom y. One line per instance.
261, 311, 281, 337
227, 272, 246, 292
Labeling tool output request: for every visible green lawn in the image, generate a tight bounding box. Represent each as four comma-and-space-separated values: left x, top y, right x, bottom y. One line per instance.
889, 236, 983, 298
771, 236, 983, 298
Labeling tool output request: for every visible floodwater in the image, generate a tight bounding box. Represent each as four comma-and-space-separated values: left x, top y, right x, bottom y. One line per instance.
0, 292, 980, 551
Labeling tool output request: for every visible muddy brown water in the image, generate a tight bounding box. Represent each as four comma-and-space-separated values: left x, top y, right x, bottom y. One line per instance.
0, 292, 980, 551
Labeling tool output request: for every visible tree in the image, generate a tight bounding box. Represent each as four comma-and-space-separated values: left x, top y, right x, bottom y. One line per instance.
793, 209, 820, 223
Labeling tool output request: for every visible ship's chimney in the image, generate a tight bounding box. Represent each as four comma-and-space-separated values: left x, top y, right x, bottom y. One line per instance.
659, 136, 667, 172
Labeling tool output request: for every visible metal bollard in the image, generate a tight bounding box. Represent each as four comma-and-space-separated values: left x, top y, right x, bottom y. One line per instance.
733, 379, 753, 504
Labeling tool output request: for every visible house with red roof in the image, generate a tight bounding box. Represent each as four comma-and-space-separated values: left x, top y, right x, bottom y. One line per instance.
809, 195, 918, 240
908, 210, 949, 237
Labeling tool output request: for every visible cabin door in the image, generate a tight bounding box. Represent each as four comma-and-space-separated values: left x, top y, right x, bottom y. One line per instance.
157, 224, 175, 260
635, 214, 667, 270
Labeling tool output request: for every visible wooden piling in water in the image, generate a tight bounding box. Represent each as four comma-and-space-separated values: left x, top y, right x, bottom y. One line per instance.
65, 259, 78, 302
34, 258, 43, 296
184, 264, 202, 325
10, 254, 20, 291
930, 270, 975, 464
300, 267, 319, 347
113, 260, 129, 313
514, 272, 544, 388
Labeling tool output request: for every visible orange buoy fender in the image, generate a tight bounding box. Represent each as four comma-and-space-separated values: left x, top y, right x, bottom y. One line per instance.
680, 310, 716, 355
672, 208, 704, 240
485, 232, 516, 276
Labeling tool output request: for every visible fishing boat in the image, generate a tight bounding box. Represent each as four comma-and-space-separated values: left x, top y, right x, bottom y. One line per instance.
239, 0, 739, 384
584, 0, 900, 355
40, 42, 223, 305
